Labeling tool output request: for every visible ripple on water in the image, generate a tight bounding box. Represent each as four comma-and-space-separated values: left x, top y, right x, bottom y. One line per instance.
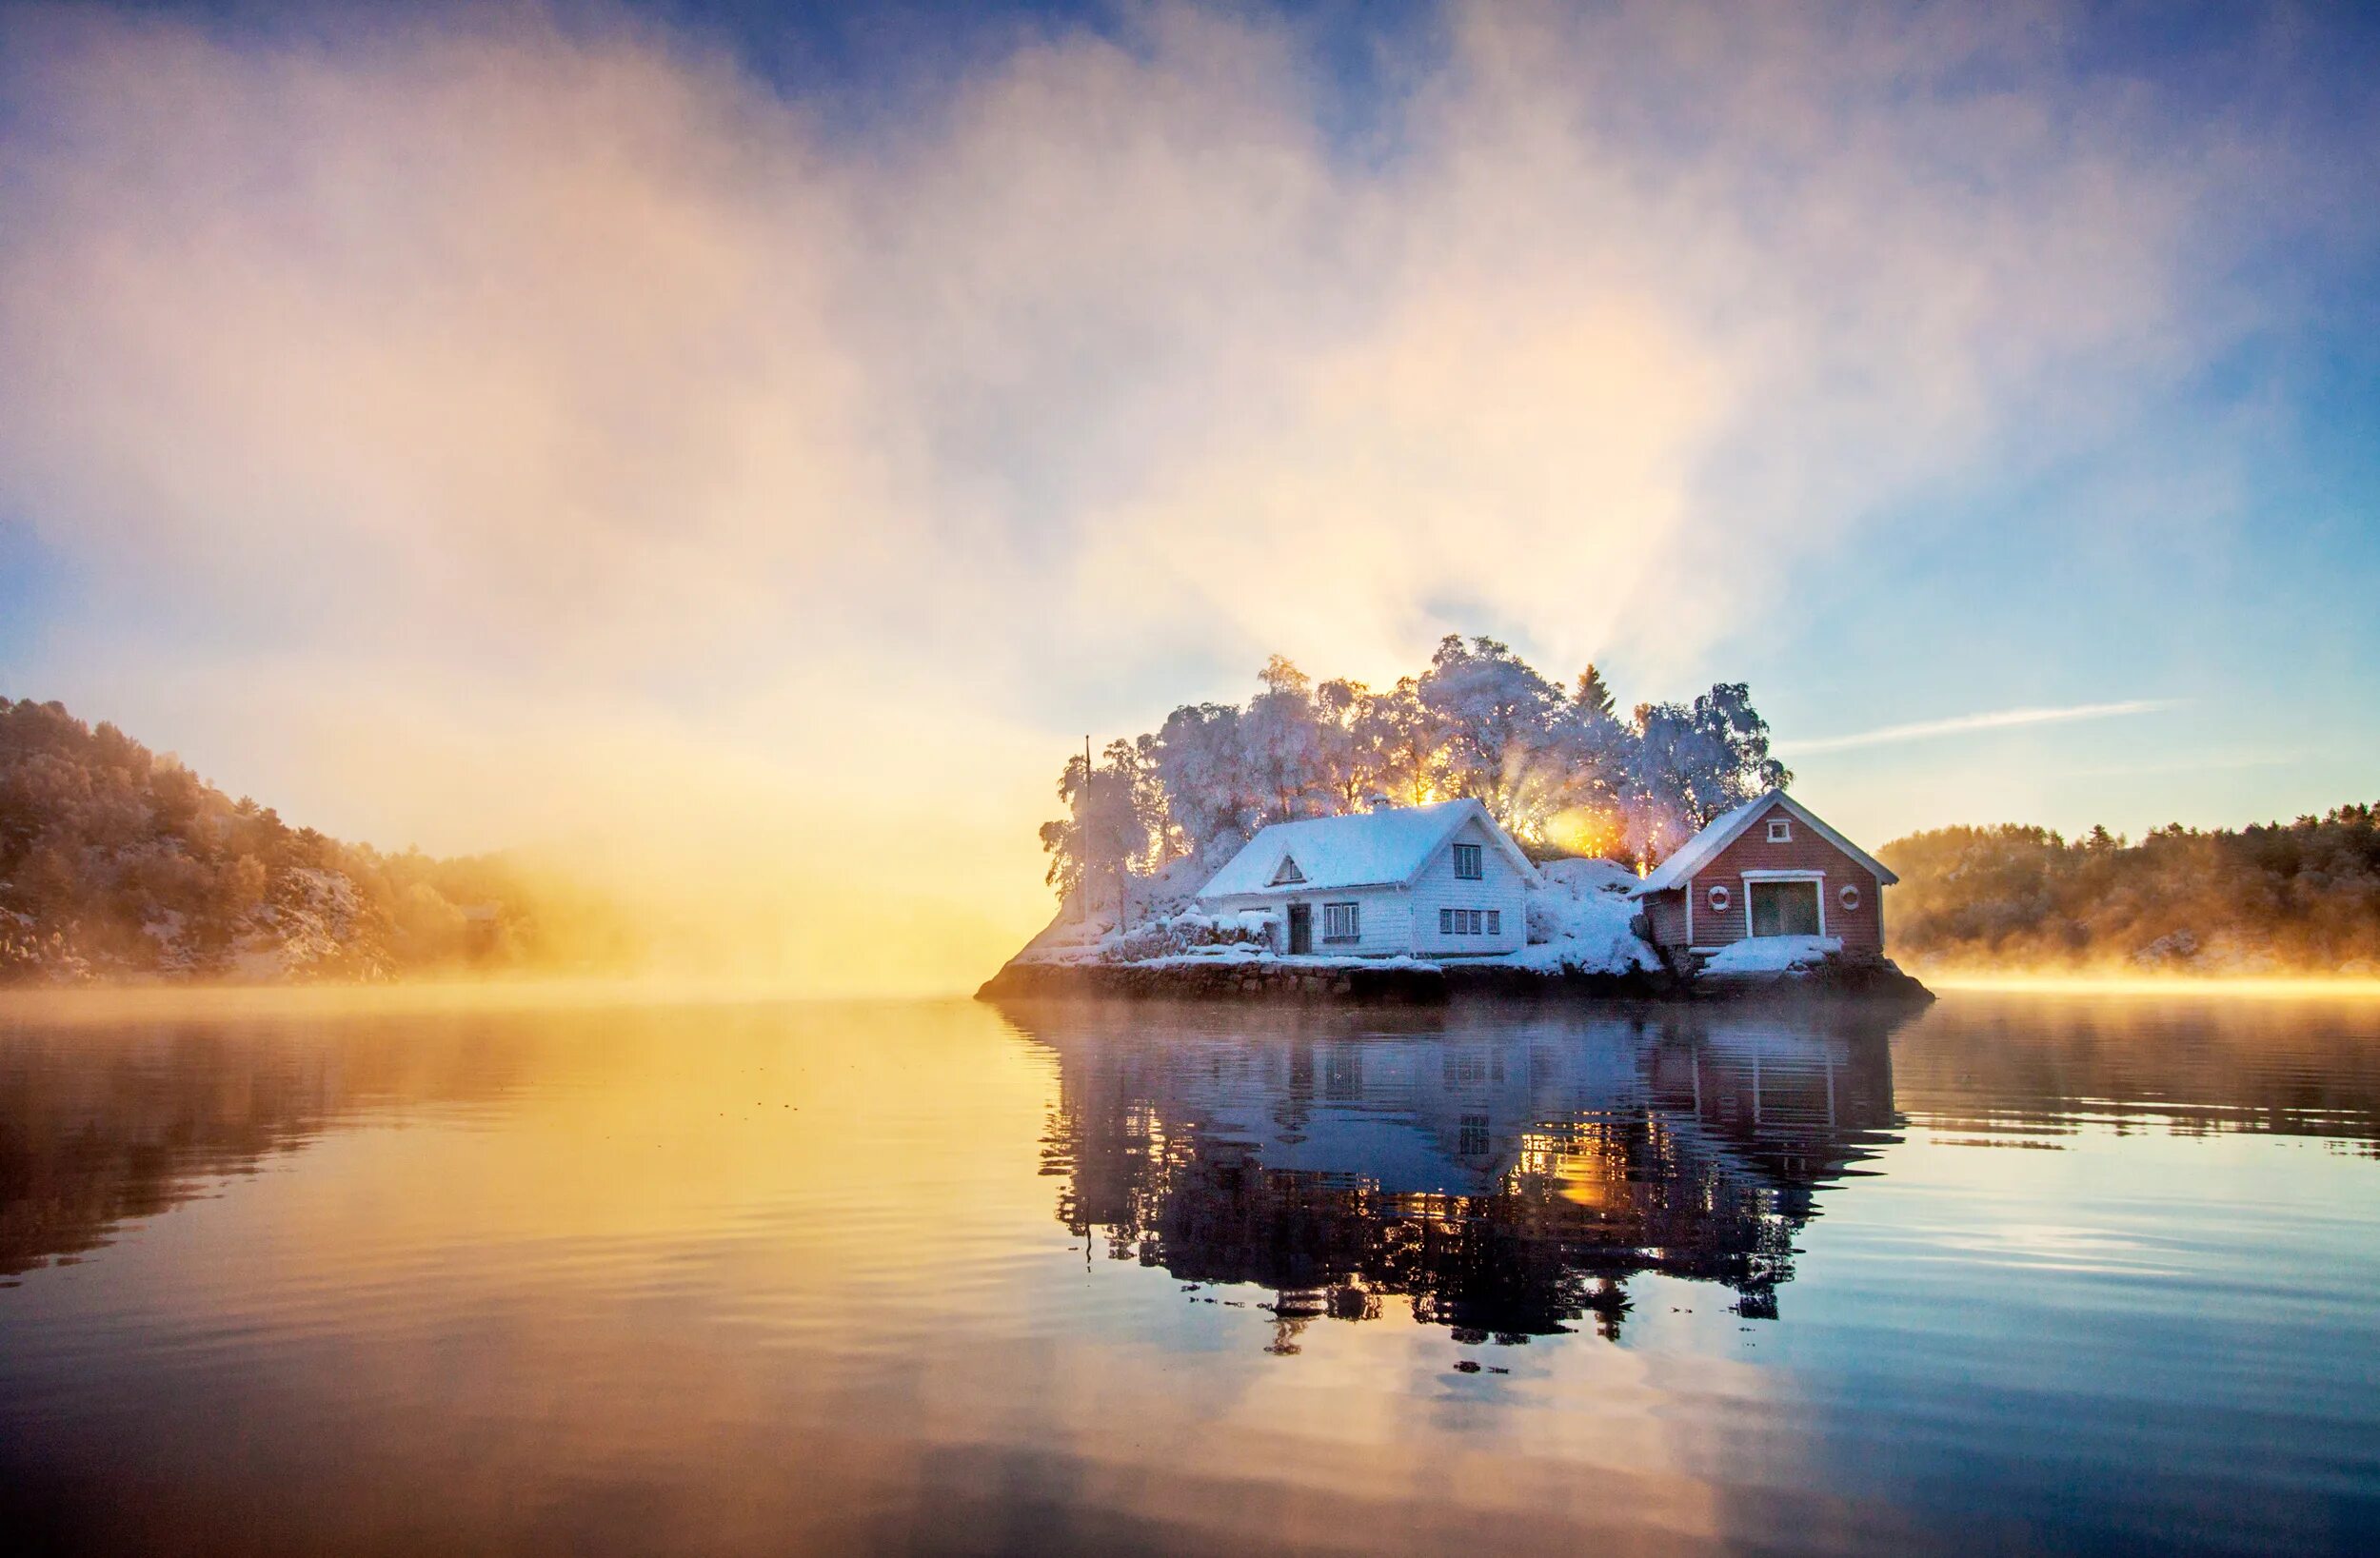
0, 990, 2376, 1556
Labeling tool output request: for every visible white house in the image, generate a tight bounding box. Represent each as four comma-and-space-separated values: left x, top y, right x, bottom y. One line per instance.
1195, 799, 1538, 958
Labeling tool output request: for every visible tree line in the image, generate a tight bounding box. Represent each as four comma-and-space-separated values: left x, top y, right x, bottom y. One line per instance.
1877, 807, 2380, 975
0, 699, 634, 981
1040, 635, 1791, 904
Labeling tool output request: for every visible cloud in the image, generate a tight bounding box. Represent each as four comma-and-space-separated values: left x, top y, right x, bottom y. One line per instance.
0, 1, 2328, 987
1781, 700, 2180, 756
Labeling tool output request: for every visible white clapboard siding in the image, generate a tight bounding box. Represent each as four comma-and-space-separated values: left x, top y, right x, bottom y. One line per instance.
1407, 816, 1532, 956
1299, 885, 1413, 956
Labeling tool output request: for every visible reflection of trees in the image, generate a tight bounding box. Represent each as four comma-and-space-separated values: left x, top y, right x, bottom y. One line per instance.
0, 1020, 531, 1277
1887, 998, 2380, 1155
1021, 1004, 1909, 1344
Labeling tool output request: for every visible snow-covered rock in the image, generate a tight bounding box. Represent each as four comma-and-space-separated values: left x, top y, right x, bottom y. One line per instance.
1099, 907, 1277, 963
1700, 935, 1841, 975
1503, 857, 1661, 976
1012, 839, 1240, 966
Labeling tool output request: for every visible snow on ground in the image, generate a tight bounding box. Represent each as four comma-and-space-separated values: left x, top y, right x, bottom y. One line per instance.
1136, 950, 1429, 972
1535, 858, 1644, 897
1014, 840, 1244, 966
229, 866, 380, 979
1700, 935, 1841, 975
1505, 858, 1661, 976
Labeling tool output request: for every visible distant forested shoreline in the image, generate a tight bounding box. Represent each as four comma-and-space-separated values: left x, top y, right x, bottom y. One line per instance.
0, 699, 634, 983
1879, 810, 2380, 976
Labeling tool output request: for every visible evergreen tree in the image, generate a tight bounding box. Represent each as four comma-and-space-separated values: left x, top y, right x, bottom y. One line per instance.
1574, 663, 1616, 722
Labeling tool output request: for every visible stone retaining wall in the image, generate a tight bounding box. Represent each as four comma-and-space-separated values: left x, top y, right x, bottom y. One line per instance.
977, 959, 1452, 1003
975, 954, 1928, 1006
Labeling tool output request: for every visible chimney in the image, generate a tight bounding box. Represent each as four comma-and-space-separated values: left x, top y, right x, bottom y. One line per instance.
1364, 792, 1395, 813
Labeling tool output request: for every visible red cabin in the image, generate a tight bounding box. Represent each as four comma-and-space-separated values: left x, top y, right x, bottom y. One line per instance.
1631, 790, 1897, 962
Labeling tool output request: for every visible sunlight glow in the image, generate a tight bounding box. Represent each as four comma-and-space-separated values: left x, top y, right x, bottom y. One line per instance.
1925, 974, 2380, 999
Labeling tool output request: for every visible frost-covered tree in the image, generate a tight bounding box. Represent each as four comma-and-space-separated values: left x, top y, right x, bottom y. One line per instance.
1624, 684, 1791, 859
1416, 635, 1568, 828
1359, 677, 1435, 807
1314, 679, 1381, 811
1041, 643, 1799, 904
1149, 702, 1259, 848
1240, 655, 1336, 823
1040, 740, 1169, 912
1528, 682, 1634, 858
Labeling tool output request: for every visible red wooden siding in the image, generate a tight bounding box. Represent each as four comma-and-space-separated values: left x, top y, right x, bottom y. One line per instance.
1656, 799, 1887, 952
1643, 890, 1691, 949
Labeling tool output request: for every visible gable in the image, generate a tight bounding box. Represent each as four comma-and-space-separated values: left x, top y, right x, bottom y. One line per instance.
1633, 790, 1897, 897
1693, 803, 1881, 881
1426, 816, 1529, 884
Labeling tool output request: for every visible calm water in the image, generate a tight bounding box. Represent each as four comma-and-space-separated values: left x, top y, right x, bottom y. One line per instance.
3, 991, 2377, 1555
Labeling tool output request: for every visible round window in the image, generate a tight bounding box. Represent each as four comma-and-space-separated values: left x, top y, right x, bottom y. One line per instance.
1839, 884, 1861, 911
1706, 884, 1731, 913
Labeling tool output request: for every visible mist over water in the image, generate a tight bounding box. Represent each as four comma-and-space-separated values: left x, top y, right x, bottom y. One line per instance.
2, 988, 2376, 1554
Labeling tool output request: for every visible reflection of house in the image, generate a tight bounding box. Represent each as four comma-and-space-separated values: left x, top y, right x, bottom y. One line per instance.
1021, 1006, 1905, 1345
1195, 799, 1537, 957
1633, 790, 1898, 960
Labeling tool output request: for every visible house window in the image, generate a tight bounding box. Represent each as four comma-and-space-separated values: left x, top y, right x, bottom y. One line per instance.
1768, 818, 1793, 843
1453, 842, 1482, 879
1486, 909, 1501, 936
1323, 902, 1360, 942
1270, 855, 1306, 886
1438, 908, 1488, 936
1440, 907, 1453, 935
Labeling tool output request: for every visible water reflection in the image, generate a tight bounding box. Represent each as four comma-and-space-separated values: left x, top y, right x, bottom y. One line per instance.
0, 1016, 531, 1279
1889, 995, 2380, 1153
1018, 1004, 1910, 1346
0, 991, 2376, 1555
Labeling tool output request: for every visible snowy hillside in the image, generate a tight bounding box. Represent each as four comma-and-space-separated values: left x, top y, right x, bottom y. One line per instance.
1506, 858, 1663, 975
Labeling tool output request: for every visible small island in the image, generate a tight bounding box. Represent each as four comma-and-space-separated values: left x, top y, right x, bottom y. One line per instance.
980, 640, 1931, 1006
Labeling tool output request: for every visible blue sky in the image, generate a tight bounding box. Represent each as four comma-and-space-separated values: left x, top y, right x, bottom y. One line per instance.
1, 0, 2376, 978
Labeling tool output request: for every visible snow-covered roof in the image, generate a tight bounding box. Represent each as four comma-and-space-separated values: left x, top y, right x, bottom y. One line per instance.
1197, 799, 1539, 899
1631, 789, 1898, 897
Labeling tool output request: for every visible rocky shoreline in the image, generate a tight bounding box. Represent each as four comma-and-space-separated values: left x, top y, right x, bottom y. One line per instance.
975, 954, 1933, 1006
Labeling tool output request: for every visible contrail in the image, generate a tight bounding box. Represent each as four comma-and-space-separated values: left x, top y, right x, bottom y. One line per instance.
1780, 700, 2177, 755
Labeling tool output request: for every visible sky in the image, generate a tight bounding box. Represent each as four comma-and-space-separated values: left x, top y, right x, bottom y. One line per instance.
1, 0, 2377, 991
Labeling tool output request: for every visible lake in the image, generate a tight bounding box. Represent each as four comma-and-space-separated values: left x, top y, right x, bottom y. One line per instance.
3, 989, 2376, 1555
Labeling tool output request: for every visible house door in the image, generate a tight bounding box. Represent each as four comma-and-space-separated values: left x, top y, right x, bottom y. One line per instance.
1748, 880, 1822, 937
1287, 902, 1313, 955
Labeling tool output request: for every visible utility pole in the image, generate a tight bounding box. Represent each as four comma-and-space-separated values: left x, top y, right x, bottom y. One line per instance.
1081, 735, 1092, 925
